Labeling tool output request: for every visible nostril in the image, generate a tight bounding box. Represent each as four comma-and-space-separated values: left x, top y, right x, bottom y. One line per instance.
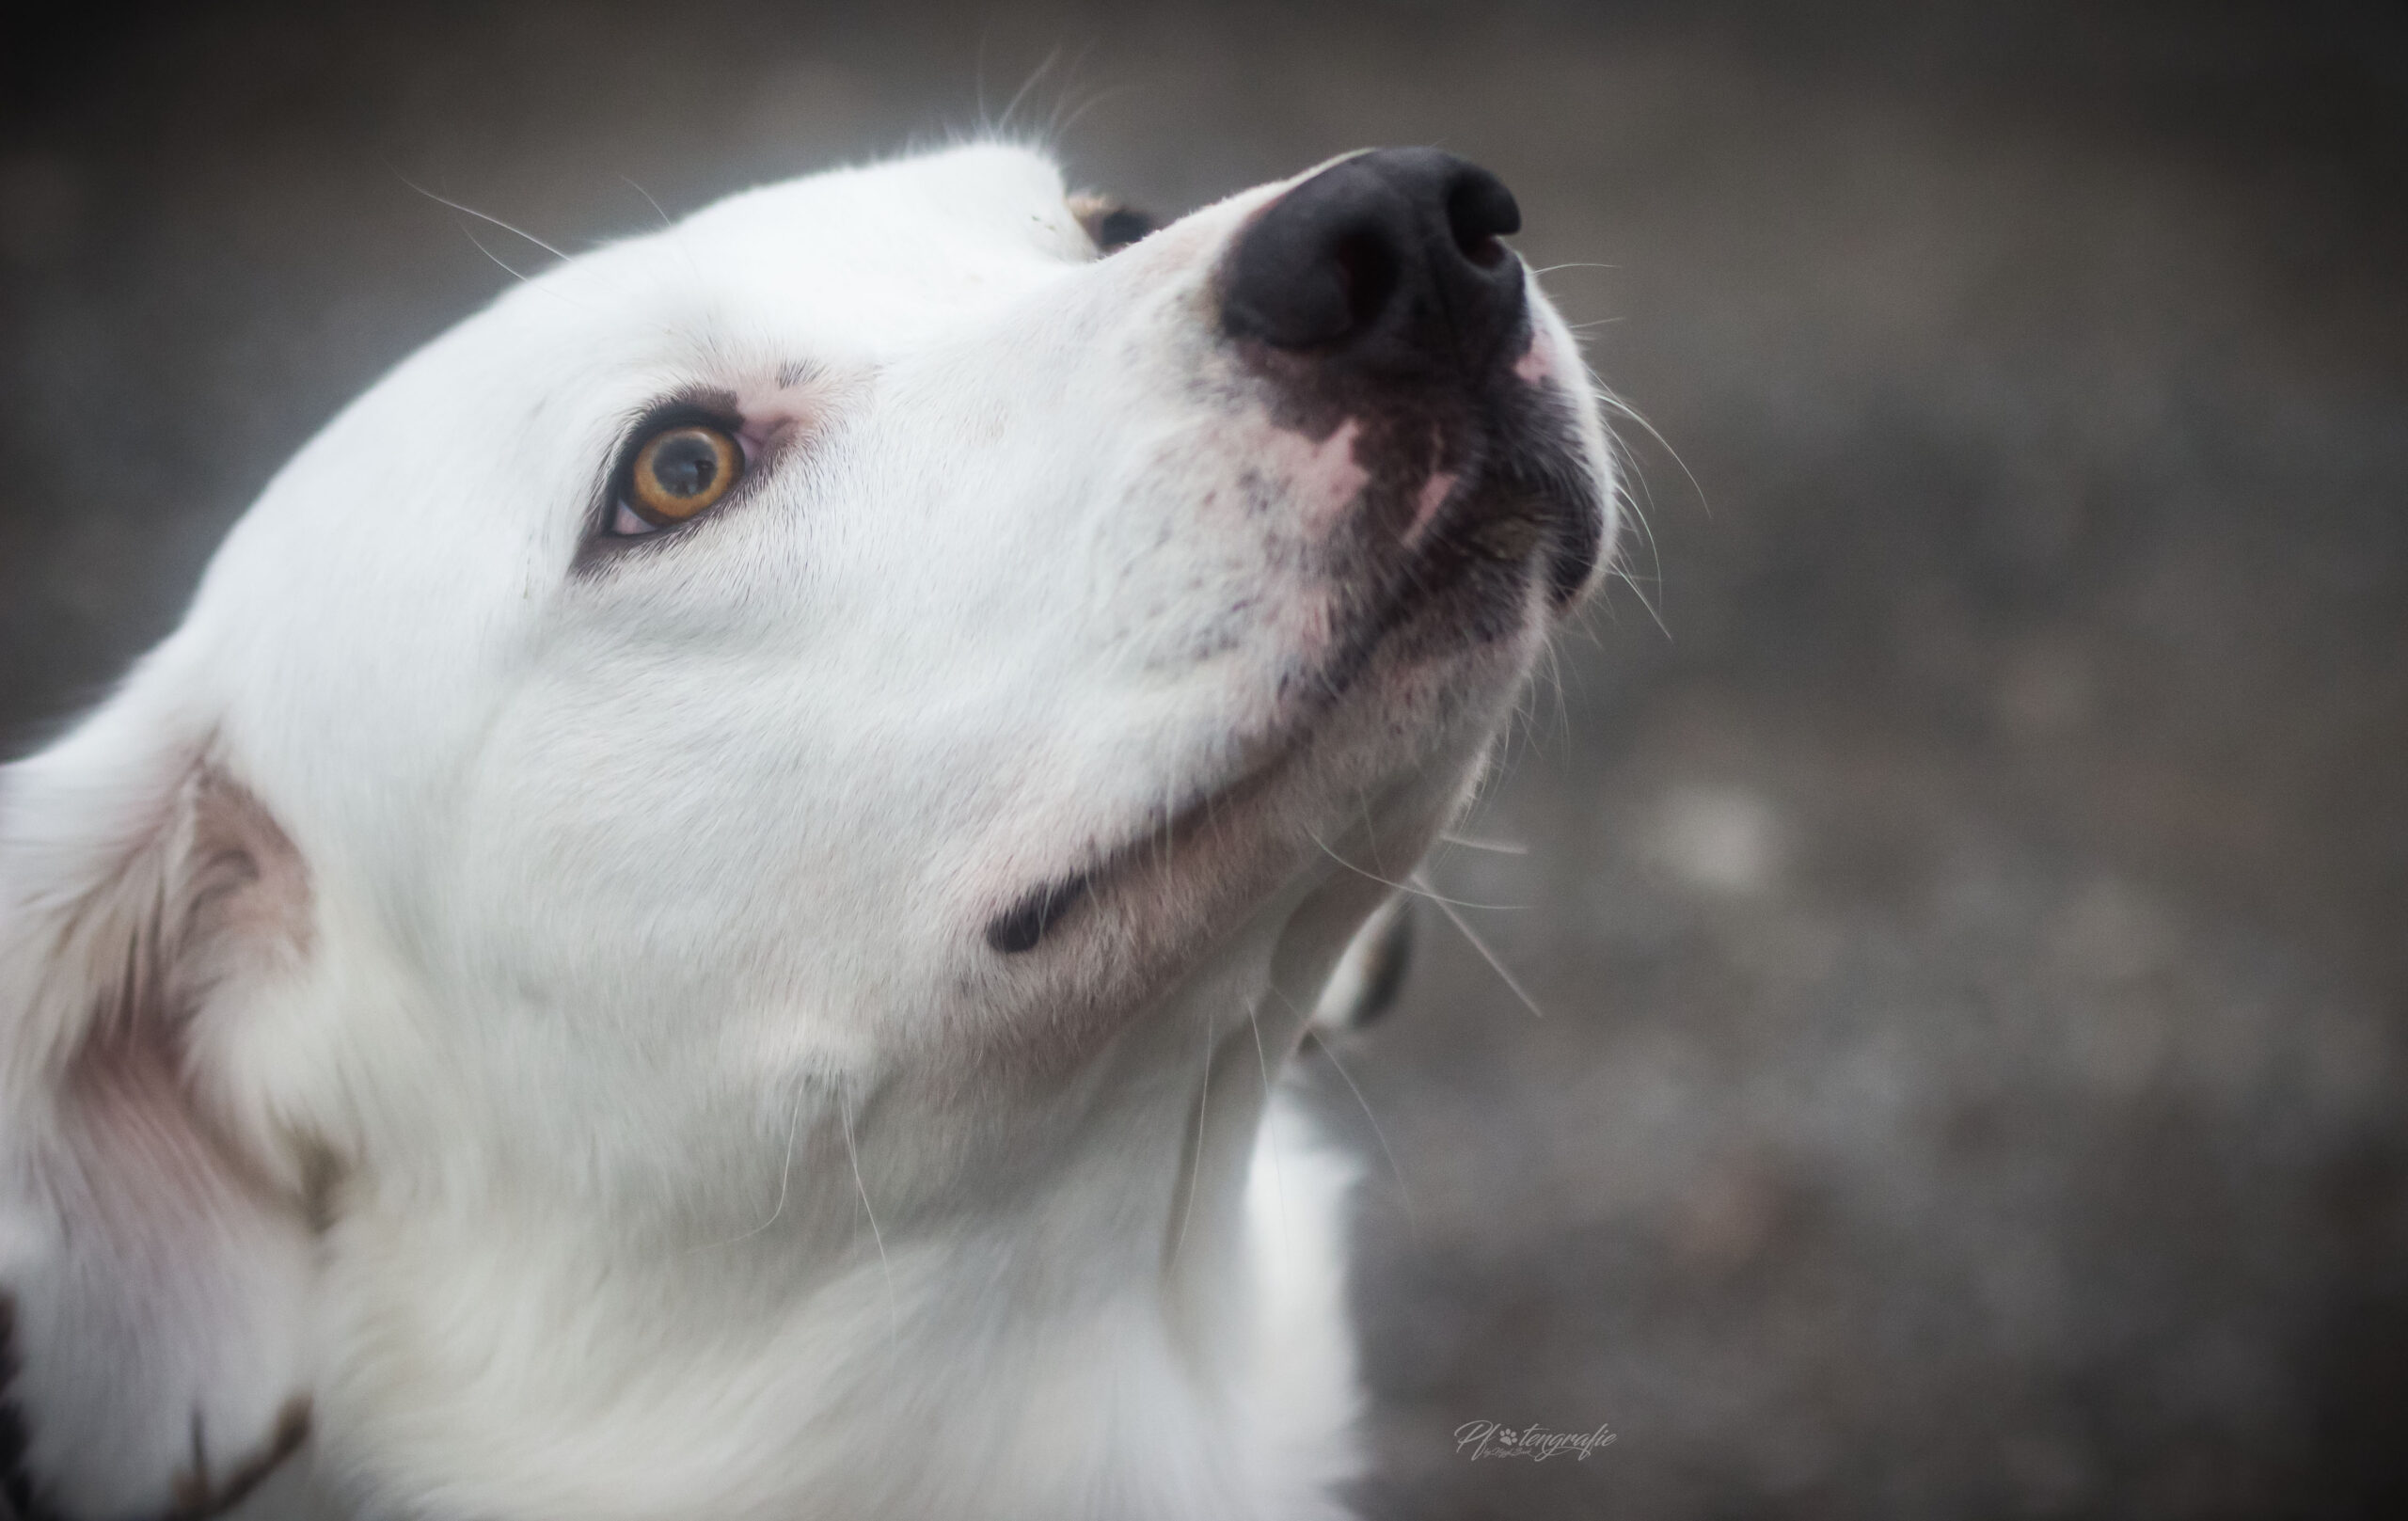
1222, 149, 1528, 361
1332, 229, 1402, 332
1445, 171, 1521, 267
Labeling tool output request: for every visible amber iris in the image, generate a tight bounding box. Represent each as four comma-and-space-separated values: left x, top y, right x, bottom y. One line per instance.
627, 424, 740, 524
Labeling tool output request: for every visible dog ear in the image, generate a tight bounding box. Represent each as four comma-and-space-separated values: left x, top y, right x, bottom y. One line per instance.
0, 700, 318, 1521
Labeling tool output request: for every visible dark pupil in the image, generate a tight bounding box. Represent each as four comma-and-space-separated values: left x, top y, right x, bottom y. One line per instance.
651, 433, 721, 498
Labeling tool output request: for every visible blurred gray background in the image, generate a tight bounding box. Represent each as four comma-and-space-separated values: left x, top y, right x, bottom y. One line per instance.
3, 2, 2402, 1516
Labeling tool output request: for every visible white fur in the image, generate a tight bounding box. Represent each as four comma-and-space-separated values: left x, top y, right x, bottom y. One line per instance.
0, 143, 1612, 1520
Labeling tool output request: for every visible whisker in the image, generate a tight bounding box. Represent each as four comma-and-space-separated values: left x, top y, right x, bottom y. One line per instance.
1304, 826, 1525, 911
689, 1085, 805, 1253
398, 175, 574, 263
1246, 1002, 1291, 1256
1168, 1022, 1213, 1267
1590, 365, 1706, 517
1038, 41, 1105, 143
1592, 400, 1672, 639
456, 225, 532, 285
995, 46, 1064, 138
619, 174, 674, 231
1546, 626, 1574, 759
1356, 787, 1388, 880
839, 1084, 899, 1349
1438, 832, 1530, 856
1411, 868, 1551, 1020
1297, 1018, 1418, 1231
1054, 80, 1139, 140
623, 171, 713, 293
974, 23, 993, 125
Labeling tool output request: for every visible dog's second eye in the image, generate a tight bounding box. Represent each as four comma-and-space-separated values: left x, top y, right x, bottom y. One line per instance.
1069, 194, 1157, 257
617, 423, 742, 532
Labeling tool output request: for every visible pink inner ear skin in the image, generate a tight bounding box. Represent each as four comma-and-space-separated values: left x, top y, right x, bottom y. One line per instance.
70, 1033, 236, 1232
181, 768, 314, 970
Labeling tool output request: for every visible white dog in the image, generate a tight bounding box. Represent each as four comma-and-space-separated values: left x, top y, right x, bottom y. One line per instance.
0, 142, 1612, 1520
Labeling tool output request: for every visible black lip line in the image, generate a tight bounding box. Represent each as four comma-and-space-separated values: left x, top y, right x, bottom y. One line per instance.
979, 548, 1443, 959
983, 730, 1307, 954
986, 872, 1092, 953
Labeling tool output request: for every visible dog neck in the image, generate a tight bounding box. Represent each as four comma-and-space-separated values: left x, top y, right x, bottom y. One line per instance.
309, 880, 1374, 1520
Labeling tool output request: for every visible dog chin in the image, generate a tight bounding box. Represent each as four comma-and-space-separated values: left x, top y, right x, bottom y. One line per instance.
977, 589, 1536, 997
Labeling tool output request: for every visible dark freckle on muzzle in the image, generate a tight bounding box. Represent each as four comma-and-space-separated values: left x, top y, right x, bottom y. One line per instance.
987, 872, 1092, 953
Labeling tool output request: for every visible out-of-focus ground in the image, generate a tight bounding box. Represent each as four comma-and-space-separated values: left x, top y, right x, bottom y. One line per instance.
3, 3, 2402, 1515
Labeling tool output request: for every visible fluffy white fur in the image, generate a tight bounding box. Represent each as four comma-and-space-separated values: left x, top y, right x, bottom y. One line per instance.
0, 143, 1612, 1520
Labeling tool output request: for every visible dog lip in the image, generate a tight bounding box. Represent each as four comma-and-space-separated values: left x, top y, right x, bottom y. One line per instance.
1424, 403, 1606, 608
983, 735, 1306, 956
984, 406, 1599, 959
985, 474, 1593, 960
985, 872, 1093, 953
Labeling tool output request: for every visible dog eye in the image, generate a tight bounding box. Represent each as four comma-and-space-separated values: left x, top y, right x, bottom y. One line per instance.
613, 422, 743, 534
1069, 194, 1157, 256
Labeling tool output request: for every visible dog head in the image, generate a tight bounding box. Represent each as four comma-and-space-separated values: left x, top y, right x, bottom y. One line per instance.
0, 143, 1613, 1517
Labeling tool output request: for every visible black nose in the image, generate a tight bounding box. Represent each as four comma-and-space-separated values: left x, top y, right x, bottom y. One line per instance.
1222, 148, 1527, 373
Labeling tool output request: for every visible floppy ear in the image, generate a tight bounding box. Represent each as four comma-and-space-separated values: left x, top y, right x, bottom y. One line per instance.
0, 701, 318, 1521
